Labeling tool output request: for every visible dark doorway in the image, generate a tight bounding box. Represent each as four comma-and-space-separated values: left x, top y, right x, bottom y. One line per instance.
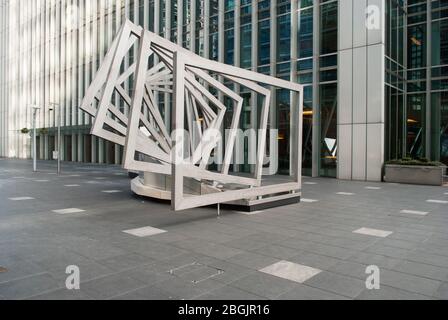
48, 136, 55, 160
84, 135, 92, 163
107, 142, 116, 164
65, 135, 72, 162
35, 136, 41, 160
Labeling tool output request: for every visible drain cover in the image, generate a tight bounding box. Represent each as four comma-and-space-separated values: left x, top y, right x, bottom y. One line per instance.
168, 262, 203, 275
167, 262, 225, 284
0, 266, 7, 273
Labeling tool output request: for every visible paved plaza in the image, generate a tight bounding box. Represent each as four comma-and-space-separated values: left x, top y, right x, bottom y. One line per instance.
0, 158, 448, 300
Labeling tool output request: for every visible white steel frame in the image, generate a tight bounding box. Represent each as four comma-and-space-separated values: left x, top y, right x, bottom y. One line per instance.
80, 20, 303, 211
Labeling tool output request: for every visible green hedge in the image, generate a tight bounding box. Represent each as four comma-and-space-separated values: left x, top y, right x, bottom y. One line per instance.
386, 157, 445, 167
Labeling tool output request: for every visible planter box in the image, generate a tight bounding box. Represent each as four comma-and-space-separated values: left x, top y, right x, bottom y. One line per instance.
385, 165, 447, 186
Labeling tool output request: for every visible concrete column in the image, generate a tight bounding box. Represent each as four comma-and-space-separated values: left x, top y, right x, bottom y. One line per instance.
98, 138, 105, 164
44, 134, 49, 160
337, 0, 386, 182
115, 144, 121, 165
77, 133, 83, 162
71, 133, 76, 162
91, 136, 97, 163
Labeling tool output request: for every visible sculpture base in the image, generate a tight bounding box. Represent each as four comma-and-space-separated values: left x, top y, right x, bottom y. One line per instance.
131, 172, 301, 212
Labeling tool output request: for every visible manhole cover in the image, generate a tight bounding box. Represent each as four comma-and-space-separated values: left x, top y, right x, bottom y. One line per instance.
0, 266, 7, 273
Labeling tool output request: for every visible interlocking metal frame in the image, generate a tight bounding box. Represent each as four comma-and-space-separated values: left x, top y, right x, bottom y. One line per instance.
80, 20, 303, 211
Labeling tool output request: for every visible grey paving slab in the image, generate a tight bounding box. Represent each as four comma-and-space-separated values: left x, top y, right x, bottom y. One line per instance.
365, 244, 411, 260
152, 276, 224, 300
229, 272, 297, 299
392, 260, 448, 281
379, 269, 442, 296
356, 286, 434, 300
378, 238, 420, 250
434, 282, 448, 299
80, 273, 145, 300
119, 264, 172, 286
115, 239, 188, 261
405, 250, 448, 268
289, 252, 343, 271
98, 253, 156, 272
111, 285, 179, 300
173, 238, 244, 260
299, 242, 359, 260
0, 257, 47, 284
328, 261, 369, 280
414, 245, 448, 259
304, 271, 365, 298
227, 252, 279, 270
27, 288, 94, 300
0, 273, 60, 300
346, 252, 402, 270
252, 244, 302, 260
224, 232, 289, 251
66, 241, 128, 261
195, 285, 266, 300
278, 284, 350, 300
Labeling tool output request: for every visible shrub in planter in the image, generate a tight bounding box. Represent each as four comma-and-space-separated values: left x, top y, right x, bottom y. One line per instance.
39, 128, 49, 135
386, 157, 444, 167
385, 157, 446, 186
21, 128, 30, 134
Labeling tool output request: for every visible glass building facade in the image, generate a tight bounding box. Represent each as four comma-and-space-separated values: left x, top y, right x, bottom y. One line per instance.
385, 0, 448, 165
0, 0, 447, 181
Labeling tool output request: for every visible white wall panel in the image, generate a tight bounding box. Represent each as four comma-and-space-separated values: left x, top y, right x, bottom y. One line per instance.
339, 0, 353, 51
352, 123, 367, 180
367, 43, 385, 123
338, 0, 385, 182
367, 0, 385, 45
352, 46, 367, 124
338, 49, 353, 125
366, 123, 384, 181
353, 0, 367, 47
337, 124, 353, 180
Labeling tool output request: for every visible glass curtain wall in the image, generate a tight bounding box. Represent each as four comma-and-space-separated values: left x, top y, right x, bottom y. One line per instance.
297, 0, 314, 176
407, 0, 427, 159
386, 0, 448, 166
319, 0, 338, 177
431, 1, 448, 164
276, 0, 292, 174
385, 0, 406, 161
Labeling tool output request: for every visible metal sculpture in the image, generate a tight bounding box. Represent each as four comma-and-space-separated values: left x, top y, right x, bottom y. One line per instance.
80, 20, 303, 211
